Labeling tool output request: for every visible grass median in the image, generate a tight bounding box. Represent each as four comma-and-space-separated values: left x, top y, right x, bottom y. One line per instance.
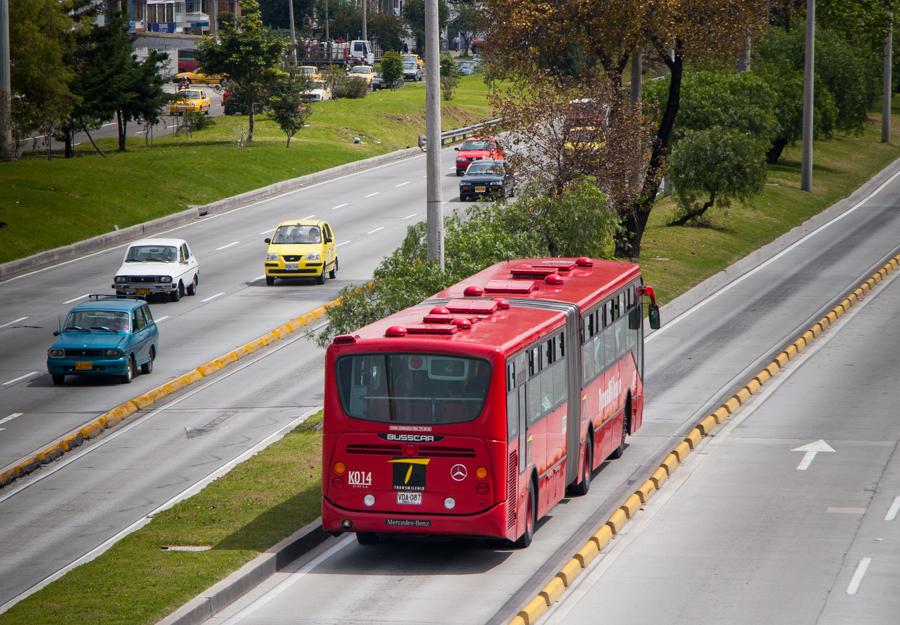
2, 106, 899, 625
0, 76, 493, 265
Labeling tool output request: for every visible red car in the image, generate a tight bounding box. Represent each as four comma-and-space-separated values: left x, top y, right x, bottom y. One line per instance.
455, 137, 504, 176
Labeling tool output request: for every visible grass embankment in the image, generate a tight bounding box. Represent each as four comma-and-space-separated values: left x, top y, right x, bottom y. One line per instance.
3, 106, 899, 625
0, 76, 493, 264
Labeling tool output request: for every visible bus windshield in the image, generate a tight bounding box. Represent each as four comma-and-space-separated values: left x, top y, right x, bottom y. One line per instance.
336, 353, 491, 424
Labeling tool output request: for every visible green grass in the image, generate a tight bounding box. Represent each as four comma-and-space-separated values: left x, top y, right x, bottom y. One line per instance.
0, 76, 493, 264
0, 413, 324, 625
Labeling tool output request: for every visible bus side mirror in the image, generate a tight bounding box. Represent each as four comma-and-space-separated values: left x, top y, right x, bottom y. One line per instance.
648, 304, 661, 330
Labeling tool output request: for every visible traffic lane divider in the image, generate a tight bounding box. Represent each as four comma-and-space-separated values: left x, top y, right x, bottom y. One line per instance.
505, 251, 900, 625
0, 297, 341, 490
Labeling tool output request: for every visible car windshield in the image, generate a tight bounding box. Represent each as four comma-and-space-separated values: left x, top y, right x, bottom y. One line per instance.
461, 140, 492, 151
177, 91, 202, 100
125, 245, 178, 263
336, 353, 491, 424
300, 67, 316, 75
569, 128, 602, 143
466, 162, 504, 175
351, 67, 370, 74
272, 225, 321, 244
403, 62, 417, 69
65, 310, 130, 333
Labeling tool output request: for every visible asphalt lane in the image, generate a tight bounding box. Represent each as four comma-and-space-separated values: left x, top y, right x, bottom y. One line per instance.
195, 169, 900, 625
542, 258, 900, 625
0, 146, 466, 470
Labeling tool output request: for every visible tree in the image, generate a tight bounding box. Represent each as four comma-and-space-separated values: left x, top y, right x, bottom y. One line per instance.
268, 74, 314, 147
483, 0, 769, 257
198, 1, 286, 144
381, 52, 404, 87
402, 0, 449, 56
259, 0, 316, 30
448, 1, 479, 55
439, 53, 459, 100
369, 13, 407, 53
667, 128, 768, 225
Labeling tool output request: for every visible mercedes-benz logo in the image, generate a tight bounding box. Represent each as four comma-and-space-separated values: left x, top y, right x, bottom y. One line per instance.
450, 464, 468, 481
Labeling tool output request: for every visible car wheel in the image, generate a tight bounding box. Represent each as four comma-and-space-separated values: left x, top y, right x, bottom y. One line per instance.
141, 347, 155, 375
121, 356, 136, 384
187, 274, 198, 296
329, 258, 338, 279
265, 276, 275, 286
52, 374, 65, 385
317, 268, 326, 285
171, 281, 184, 302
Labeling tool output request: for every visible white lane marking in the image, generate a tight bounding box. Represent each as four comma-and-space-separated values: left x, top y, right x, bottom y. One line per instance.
258, 228, 274, 235
337, 241, 351, 247
331, 203, 348, 210
220, 536, 355, 625
364, 191, 379, 198
846, 557, 872, 595
1, 149, 430, 286
154, 315, 170, 324
201, 292, 225, 303
0, 316, 28, 329
63, 293, 90, 304
792, 440, 835, 470
216, 241, 240, 251
302, 214, 315, 220
252, 275, 265, 282
0, 413, 24, 425
402, 213, 417, 220
826, 507, 866, 515
367, 226, 385, 235
395, 181, 410, 188
3, 372, 39, 386
647, 166, 900, 342
885, 495, 900, 521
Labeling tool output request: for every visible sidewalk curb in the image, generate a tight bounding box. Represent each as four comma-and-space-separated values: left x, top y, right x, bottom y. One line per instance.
0, 147, 422, 282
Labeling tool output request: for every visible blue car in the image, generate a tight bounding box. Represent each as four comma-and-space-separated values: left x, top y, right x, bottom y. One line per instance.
47, 295, 159, 385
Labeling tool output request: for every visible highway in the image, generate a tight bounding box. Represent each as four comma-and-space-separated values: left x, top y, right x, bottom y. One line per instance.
195, 167, 900, 625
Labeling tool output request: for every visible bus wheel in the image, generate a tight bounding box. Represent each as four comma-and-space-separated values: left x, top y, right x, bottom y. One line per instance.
610, 407, 630, 459
568, 443, 592, 497
356, 532, 379, 545
514, 481, 536, 548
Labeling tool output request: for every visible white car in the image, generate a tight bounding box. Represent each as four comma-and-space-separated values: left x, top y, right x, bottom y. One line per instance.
112, 238, 200, 302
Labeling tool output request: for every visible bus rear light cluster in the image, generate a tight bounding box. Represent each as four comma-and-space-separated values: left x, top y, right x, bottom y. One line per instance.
444, 497, 456, 510
403, 444, 418, 456
364, 494, 376, 507
475, 467, 488, 479
332, 477, 344, 489
476, 483, 489, 495
334, 462, 346, 474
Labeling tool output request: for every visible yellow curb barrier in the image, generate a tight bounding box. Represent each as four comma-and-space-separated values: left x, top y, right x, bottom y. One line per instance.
505, 254, 900, 625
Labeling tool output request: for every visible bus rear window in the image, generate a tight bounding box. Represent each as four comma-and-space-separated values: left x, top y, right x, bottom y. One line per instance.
336, 354, 491, 424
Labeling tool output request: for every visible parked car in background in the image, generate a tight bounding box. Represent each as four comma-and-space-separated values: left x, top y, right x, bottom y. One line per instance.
459, 160, 515, 201
113, 238, 200, 302
456, 60, 476, 76
47, 295, 159, 385
402, 53, 425, 69
300, 81, 332, 101
173, 70, 223, 85
264, 220, 338, 286
402, 59, 423, 81
372, 73, 404, 91
299, 65, 321, 81
169, 89, 211, 115
454, 136, 505, 175
347, 65, 376, 85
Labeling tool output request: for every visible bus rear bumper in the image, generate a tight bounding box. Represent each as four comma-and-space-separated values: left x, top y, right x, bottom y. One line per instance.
322, 497, 511, 540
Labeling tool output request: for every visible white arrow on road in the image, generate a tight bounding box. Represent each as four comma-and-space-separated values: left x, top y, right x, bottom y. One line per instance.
792, 440, 835, 470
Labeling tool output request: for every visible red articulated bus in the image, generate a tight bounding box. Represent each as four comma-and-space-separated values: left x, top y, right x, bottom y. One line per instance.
322, 257, 660, 546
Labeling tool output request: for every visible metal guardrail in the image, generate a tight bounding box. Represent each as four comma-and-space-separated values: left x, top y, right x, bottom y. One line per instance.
418, 118, 503, 150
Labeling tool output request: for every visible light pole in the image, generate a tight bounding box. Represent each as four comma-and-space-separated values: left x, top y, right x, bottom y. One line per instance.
362, 0, 367, 43
883, 7, 893, 144
0, 0, 13, 162
209, 0, 218, 38
288, 0, 298, 66
425, 0, 443, 268
801, 0, 815, 192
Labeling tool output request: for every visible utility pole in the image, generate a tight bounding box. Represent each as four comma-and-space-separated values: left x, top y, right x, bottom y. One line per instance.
288, 0, 298, 66
0, 0, 13, 162
425, 0, 444, 268
362, 0, 367, 43
801, 0, 815, 192
209, 0, 218, 38
883, 8, 893, 143
325, 0, 330, 60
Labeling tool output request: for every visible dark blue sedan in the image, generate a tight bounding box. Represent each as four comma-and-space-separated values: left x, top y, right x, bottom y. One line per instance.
459, 159, 515, 201
47, 295, 159, 385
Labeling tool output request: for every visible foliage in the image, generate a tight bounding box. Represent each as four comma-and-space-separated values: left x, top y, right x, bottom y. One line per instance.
340, 77, 370, 99
439, 53, 460, 100
329, 1, 363, 40
177, 111, 214, 136
448, 1, 480, 54
402, 0, 450, 56
667, 128, 768, 225
381, 52, 404, 87
258, 0, 316, 31
318, 178, 618, 345
117, 50, 171, 152
197, 1, 287, 143
268, 74, 314, 147
369, 12, 408, 53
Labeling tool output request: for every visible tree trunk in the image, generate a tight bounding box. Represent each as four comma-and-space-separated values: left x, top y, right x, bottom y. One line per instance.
116, 110, 127, 152
286, 134, 291, 148
669, 192, 717, 226
64, 130, 74, 159
83, 127, 106, 157
615, 43, 684, 258
766, 136, 788, 164
247, 102, 255, 144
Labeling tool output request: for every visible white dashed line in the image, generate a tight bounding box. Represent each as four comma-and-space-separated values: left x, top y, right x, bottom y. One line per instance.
367, 227, 385, 235
402, 213, 417, 220
259, 228, 274, 235
201, 292, 225, 303
364, 192, 379, 198
154, 315, 170, 324
395, 181, 410, 188
331, 203, 348, 210
63, 294, 90, 304
3, 372, 38, 386
337, 241, 351, 247
216, 241, 240, 251
885, 496, 900, 521
0, 317, 27, 329
0, 413, 24, 425
302, 214, 315, 220
846, 557, 872, 595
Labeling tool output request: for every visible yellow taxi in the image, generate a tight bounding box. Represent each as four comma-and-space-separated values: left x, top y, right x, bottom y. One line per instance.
347, 65, 376, 85
299, 65, 322, 81
402, 53, 425, 69
264, 220, 338, 285
168, 89, 211, 115
174, 70, 224, 84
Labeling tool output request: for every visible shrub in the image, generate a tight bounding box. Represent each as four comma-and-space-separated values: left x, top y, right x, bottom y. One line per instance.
381, 52, 404, 88
342, 76, 369, 99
